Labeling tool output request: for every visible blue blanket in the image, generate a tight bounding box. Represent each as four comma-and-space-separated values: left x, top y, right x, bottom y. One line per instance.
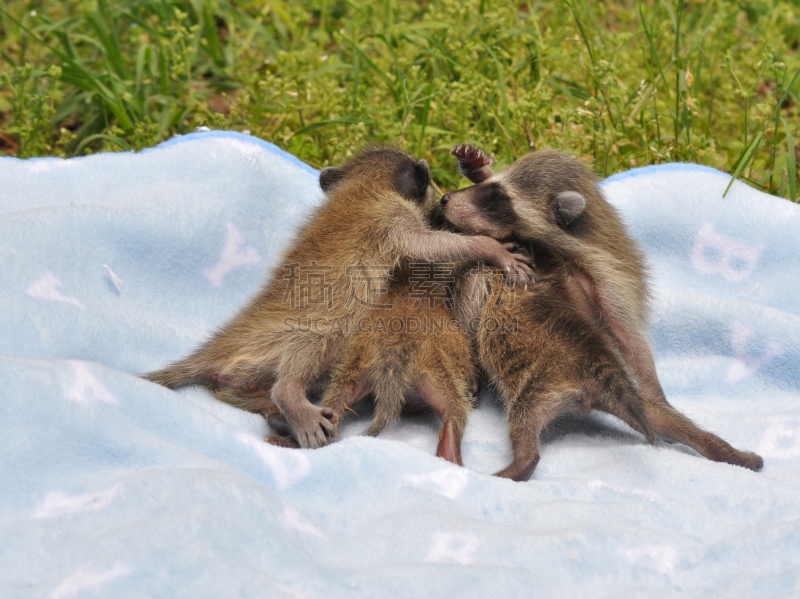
1, 132, 798, 598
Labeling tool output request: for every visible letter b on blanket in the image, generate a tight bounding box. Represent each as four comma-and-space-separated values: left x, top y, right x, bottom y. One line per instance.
692, 223, 763, 282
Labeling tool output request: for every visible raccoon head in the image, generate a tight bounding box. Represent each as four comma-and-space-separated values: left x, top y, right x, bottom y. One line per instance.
440, 149, 596, 244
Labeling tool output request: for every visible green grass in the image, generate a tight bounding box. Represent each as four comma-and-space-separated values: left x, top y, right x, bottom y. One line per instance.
1, 0, 798, 199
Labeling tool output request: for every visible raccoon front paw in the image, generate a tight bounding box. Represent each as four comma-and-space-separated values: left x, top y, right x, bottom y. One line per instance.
503, 256, 535, 288
450, 144, 494, 183
476, 237, 534, 287
502, 242, 538, 287
451, 144, 493, 167
287, 405, 336, 449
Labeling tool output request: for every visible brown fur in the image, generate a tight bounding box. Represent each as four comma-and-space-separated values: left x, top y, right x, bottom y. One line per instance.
455, 248, 655, 481
443, 145, 764, 478
321, 261, 477, 465
144, 146, 530, 448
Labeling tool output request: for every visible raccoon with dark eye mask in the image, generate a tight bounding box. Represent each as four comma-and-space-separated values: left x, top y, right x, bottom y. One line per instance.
449, 239, 657, 481
442, 144, 763, 478
145, 146, 532, 449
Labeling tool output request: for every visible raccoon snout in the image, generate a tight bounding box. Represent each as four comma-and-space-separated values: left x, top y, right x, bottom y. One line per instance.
440, 192, 451, 206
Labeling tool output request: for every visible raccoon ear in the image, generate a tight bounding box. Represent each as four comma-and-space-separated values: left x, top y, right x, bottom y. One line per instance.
552, 191, 586, 227
416, 159, 431, 189
396, 159, 431, 201
319, 167, 345, 192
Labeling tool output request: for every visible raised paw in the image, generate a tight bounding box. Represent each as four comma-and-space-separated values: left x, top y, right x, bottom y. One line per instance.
450, 144, 495, 183
287, 405, 336, 449
451, 144, 493, 167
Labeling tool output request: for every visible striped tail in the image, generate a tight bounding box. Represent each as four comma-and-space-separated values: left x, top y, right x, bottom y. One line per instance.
142, 355, 211, 390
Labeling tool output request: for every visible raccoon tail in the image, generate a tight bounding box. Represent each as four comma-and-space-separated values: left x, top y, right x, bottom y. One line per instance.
142, 355, 212, 390
586, 359, 657, 444
362, 372, 407, 438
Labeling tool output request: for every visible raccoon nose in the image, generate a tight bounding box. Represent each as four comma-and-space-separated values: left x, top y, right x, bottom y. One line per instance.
440, 193, 451, 206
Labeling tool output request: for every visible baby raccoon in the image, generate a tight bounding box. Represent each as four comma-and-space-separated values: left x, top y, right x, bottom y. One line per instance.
146, 146, 531, 448
443, 145, 763, 476
455, 247, 655, 481
320, 260, 478, 465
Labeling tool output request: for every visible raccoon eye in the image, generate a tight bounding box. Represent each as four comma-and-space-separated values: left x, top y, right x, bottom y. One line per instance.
477, 183, 508, 206
486, 187, 511, 206
478, 185, 517, 226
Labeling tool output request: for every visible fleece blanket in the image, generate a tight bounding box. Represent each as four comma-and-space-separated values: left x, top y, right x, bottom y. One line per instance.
1, 131, 798, 598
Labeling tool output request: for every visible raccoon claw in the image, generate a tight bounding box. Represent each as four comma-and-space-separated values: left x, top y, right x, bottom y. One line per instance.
502, 242, 531, 261
289, 405, 337, 449
450, 144, 493, 167
498, 242, 536, 287
451, 144, 494, 183
505, 260, 535, 288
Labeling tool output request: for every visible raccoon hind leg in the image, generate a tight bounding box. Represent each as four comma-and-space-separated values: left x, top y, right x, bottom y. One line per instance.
496, 386, 576, 481
321, 340, 376, 430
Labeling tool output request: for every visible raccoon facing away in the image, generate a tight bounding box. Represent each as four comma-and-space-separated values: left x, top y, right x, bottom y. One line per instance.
320, 261, 478, 465
145, 146, 532, 449
454, 247, 656, 481
442, 145, 763, 475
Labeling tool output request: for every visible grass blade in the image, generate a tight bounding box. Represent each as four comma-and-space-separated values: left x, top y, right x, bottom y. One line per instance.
568, 0, 594, 64
134, 44, 149, 99
771, 66, 800, 123
75, 133, 132, 154
416, 83, 431, 157
4, 10, 133, 129
673, 0, 684, 143
723, 131, 763, 198
85, 14, 128, 79
342, 37, 399, 103
782, 117, 797, 202
639, 3, 670, 101
201, 4, 227, 68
